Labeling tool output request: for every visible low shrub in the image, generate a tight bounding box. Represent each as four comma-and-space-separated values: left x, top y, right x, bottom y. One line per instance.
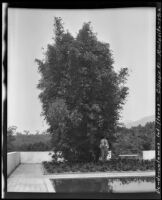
42, 158, 155, 174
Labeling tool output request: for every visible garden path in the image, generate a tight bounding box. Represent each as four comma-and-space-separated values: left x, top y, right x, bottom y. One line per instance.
7, 164, 54, 192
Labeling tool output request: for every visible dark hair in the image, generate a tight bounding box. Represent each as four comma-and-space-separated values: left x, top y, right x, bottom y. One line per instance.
101, 135, 107, 140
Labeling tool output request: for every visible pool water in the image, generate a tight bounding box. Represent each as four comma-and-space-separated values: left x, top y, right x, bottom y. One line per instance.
51, 177, 155, 193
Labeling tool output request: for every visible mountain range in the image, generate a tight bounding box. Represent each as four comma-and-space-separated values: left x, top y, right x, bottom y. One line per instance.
124, 115, 155, 128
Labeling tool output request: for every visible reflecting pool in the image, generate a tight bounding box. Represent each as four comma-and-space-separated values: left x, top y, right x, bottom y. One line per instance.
51, 177, 155, 193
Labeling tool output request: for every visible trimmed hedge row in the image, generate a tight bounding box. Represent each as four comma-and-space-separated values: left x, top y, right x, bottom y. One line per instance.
43, 158, 155, 174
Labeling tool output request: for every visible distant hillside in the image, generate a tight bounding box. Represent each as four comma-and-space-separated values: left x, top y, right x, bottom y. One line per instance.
13, 134, 51, 147
125, 115, 155, 128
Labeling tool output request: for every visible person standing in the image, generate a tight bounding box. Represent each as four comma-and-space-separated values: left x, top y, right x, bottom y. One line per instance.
99, 136, 109, 162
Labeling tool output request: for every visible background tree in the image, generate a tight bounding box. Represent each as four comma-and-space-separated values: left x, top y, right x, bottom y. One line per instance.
24, 130, 30, 135
7, 126, 17, 152
113, 121, 155, 155
36, 17, 129, 162
35, 130, 40, 135
17, 141, 51, 151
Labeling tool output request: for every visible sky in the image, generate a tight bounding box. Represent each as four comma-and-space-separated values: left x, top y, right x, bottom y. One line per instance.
8, 8, 156, 133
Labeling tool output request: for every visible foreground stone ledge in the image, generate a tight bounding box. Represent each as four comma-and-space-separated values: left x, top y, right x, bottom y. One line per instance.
7, 163, 155, 193
44, 171, 155, 179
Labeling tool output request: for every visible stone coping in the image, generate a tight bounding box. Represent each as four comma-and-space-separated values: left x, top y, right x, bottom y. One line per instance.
44, 178, 55, 192
43, 170, 155, 175
119, 154, 139, 156
43, 171, 155, 179
8, 151, 20, 154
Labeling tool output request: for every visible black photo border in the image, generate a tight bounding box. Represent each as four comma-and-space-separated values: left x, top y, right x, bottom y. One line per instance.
2, 1, 161, 199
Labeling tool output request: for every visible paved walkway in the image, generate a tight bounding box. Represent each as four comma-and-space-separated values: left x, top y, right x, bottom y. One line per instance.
7, 164, 55, 192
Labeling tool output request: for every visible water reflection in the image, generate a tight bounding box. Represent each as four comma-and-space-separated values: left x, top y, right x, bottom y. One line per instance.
52, 177, 155, 193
